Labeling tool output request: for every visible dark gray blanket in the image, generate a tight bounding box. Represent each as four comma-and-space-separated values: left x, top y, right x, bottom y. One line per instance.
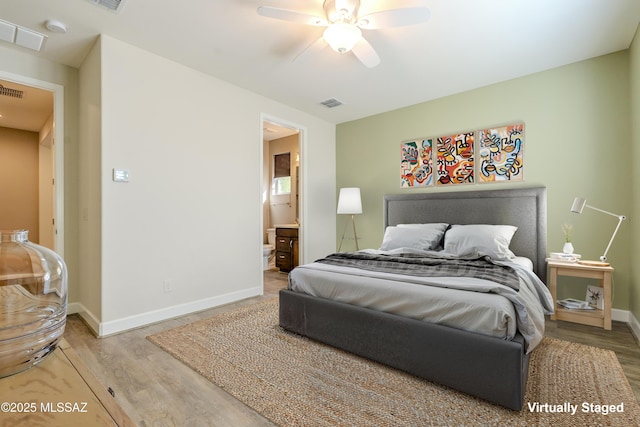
316, 252, 521, 291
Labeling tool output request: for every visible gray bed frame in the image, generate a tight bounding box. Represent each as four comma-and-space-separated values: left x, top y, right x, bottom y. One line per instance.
279, 187, 547, 410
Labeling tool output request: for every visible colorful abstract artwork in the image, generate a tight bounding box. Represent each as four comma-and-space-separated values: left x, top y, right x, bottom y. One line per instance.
436, 132, 474, 185
401, 139, 434, 188
400, 122, 524, 188
477, 123, 524, 183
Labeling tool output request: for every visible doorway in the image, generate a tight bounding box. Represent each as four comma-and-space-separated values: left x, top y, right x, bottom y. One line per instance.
261, 117, 302, 291
0, 72, 64, 255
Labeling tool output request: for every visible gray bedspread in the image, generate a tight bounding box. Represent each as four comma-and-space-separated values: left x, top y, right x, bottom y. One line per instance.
291, 250, 554, 353
316, 252, 521, 290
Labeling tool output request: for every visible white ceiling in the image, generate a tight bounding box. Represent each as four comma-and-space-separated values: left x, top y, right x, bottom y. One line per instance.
1, 0, 640, 127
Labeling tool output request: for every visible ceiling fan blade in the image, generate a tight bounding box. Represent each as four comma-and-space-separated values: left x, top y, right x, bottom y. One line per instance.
257, 6, 327, 26
293, 37, 328, 63
351, 37, 380, 68
357, 7, 431, 29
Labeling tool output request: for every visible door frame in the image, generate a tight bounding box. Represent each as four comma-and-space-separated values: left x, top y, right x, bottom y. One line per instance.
260, 113, 306, 283
0, 71, 65, 256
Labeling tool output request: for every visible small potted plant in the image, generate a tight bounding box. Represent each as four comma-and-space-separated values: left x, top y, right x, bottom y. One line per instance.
562, 223, 574, 254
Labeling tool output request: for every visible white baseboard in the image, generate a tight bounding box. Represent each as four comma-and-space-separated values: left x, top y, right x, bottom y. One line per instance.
628, 310, 640, 343
613, 308, 640, 343
67, 302, 101, 336
68, 286, 262, 337
67, 302, 82, 315
612, 308, 628, 323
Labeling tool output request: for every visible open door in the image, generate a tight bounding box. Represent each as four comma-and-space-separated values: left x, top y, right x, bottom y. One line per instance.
261, 117, 303, 275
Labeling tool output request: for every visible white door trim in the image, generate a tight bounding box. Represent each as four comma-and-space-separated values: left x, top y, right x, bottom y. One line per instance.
259, 113, 307, 283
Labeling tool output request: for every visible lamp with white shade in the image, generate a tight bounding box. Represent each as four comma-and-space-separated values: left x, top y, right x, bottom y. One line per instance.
570, 197, 626, 263
337, 187, 362, 251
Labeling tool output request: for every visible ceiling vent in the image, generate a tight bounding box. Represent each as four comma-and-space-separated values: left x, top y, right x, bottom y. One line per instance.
0, 84, 23, 99
0, 19, 47, 51
86, 0, 128, 14
321, 98, 343, 108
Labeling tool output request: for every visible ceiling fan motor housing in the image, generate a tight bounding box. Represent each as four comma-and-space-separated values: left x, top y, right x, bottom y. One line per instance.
324, 0, 360, 23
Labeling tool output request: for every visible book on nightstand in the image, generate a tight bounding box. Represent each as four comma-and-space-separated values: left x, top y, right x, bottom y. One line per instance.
549, 252, 582, 263
557, 298, 594, 310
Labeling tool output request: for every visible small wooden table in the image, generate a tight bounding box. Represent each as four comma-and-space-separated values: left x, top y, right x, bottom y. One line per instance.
547, 259, 613, 330
0, 339, 135, 426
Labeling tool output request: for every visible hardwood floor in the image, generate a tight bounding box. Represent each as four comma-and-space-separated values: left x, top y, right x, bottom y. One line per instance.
62, 270, 640, 426
64, 270, 288, 427
544, 318, 640, 402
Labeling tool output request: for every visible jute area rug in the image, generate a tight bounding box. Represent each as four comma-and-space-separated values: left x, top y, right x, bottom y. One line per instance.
147, 299, 640, 426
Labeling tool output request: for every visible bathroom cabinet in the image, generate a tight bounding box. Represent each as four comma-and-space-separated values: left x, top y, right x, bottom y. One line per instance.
275, 227, 298, 272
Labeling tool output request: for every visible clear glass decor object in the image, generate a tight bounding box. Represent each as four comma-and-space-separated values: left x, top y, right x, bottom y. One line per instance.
0, 230, 67, 377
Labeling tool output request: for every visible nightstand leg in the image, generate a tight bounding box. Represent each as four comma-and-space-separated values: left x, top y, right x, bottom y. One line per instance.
549, 267, 557, 321
603, 272, 612, 330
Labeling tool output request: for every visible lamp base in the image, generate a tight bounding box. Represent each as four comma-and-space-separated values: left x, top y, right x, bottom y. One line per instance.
338, 214, 359, 252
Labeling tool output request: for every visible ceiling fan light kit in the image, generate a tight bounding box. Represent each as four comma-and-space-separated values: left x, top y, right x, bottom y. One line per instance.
323, 23, 361, 53
257, 0, 430, 67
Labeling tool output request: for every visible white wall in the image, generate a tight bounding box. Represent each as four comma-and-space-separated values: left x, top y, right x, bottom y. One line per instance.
83, 35, 336, 334
78, 38, 103, 326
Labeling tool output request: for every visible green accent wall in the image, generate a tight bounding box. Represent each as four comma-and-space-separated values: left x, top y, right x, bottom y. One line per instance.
630, 26, 640, 321
337, 49, 636, 313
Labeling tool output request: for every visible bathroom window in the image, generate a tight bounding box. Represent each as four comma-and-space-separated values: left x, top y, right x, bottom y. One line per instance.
272, 152, 291, 195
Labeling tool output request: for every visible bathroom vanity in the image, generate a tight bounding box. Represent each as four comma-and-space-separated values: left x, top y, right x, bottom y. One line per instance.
275, 226, 298, 272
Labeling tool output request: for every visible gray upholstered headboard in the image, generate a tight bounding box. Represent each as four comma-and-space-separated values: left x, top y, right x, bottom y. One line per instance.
383, 187, 547, 282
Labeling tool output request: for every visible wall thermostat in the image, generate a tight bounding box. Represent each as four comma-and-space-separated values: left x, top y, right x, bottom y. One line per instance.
113, 169, 130, 182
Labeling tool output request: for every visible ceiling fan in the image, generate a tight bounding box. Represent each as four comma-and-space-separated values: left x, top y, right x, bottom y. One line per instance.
257, 0, 431, 68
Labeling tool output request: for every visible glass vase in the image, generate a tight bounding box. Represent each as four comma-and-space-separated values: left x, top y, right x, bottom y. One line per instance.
0, 230, 67, 377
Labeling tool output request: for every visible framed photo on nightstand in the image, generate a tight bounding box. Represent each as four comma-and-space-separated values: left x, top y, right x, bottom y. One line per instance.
586, 285, 604, 310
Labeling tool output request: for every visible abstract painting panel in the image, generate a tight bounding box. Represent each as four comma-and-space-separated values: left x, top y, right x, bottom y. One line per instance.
436, 132, 474, 185
477, 123, 524, 183
401, 139, 434, 188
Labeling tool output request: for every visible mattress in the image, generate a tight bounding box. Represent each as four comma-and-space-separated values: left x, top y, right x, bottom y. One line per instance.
288, 250, 554, 352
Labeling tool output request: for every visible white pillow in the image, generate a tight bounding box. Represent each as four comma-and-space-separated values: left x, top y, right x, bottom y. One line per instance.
444, 224, 517, 259
380, 223, 448, 251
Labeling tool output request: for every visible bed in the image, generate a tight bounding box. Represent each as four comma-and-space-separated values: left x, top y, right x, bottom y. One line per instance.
279, 187, 552, 410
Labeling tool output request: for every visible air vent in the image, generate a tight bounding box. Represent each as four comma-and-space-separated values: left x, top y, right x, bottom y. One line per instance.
321, 98, 343, 108
86, 0, 128, 13
0, 84, 24, 99
0, 19, 47, 52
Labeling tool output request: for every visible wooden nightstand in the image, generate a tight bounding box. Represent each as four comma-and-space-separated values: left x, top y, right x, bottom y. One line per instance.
0, 339, 134, 426
547, 259, 613, 330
